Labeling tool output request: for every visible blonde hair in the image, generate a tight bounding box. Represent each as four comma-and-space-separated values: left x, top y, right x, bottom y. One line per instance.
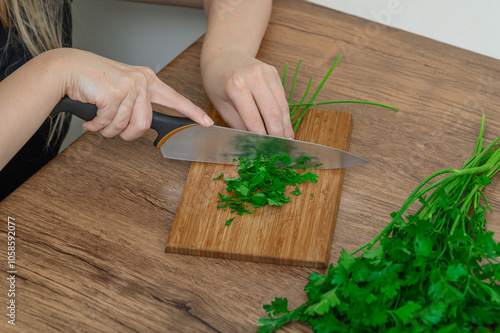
1, 0, 70, 146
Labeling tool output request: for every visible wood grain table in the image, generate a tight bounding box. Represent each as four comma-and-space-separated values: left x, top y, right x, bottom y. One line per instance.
1, 0, 500, 332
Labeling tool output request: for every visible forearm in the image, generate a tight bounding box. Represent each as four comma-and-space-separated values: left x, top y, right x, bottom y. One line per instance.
197, 1, 292, 138
201, 0, 272, 66
0, 49, 67, 169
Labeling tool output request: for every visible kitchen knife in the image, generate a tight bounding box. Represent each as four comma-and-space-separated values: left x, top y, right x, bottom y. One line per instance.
51, 96, 369, 169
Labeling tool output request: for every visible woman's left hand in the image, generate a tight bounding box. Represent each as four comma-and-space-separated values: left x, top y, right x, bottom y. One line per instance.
201, 51, 294, 139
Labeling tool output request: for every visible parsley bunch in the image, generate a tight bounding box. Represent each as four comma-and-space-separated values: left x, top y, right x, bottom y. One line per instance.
258, 115, 500, 332
215, 155, 319, 225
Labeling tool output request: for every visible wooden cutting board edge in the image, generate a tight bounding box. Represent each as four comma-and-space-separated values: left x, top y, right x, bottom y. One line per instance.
165, 244, 337, 268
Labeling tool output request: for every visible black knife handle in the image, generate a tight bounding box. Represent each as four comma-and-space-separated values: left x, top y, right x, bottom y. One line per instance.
50, 96, 197, 147
50, 95, 97, 121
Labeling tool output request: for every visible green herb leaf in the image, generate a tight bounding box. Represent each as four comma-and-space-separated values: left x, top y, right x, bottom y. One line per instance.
263, 297, 289, 317
212, 171, 224, 180
392, 301, 421, 325
302, 172, 318, 183
290, 187, 301, 196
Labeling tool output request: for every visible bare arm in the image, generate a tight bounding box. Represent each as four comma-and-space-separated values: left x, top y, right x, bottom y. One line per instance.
0, 48, 213, 170
0, 50, 66, 169
203, 0, 271, 59
200, 0, 292, 138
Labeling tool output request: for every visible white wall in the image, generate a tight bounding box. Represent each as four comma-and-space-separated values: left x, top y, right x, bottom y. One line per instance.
308, 0, 500, 61
60, 0, 207, 151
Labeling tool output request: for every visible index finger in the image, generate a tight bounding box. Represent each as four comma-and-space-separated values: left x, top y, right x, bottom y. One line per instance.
149, 79, 213, 127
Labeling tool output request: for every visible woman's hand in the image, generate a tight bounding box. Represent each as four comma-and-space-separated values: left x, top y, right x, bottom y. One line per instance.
60, 48, 213, 141
200, 0, 293, 139
2, 48, 213, 169
201, 51, 293, 139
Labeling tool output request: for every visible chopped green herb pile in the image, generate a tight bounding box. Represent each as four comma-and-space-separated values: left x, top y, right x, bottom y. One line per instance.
216, 155, 318, 225
258, 115, 500, 332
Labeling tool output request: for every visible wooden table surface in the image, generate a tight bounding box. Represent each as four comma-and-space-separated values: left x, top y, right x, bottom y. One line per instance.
1, 0, 500, 332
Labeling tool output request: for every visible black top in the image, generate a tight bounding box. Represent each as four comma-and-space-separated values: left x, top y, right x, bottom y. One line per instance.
0, 2, 72, 201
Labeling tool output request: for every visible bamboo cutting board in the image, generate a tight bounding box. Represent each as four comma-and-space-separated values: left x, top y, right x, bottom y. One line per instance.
165, 107, 352, 268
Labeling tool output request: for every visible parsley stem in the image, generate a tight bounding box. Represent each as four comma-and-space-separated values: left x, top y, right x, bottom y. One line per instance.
353, 161, 496, 255
352, 168, 458, 254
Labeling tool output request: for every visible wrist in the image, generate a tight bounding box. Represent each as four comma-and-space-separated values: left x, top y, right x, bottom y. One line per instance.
35, 48, 78, 99
201, 38, 257, 65
200, 45, 252, 75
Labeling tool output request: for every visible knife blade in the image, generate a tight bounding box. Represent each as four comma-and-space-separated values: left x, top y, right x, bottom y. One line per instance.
51, 96, 369, 169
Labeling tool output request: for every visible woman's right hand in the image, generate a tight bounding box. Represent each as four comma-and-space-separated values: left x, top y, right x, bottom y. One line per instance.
0, 48, 213, 170
57, 48, 213, 141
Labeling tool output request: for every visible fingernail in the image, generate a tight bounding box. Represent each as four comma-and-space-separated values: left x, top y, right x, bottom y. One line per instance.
204, 114, 214, 126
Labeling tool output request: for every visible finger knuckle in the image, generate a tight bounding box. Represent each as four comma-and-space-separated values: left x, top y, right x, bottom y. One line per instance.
100, 130, 113, 138
114, 119, 129, 131
245, 114, 264, 132
269, 65, 279, 76
266, 108, 283, 123
104, 86, 123, 103
136, 86, 149, 101
119, 76, 136, 90
134, 72, 149, 88
120, 133, 134, 142
123, 97, 136, 111
135, 65, 155, 77
248, 64, 265, 77
136, 118, 151, 132
278, 99, 289, 112
226, 74, 248, 93
133, 66, 155, 85
95, 116, 112, 128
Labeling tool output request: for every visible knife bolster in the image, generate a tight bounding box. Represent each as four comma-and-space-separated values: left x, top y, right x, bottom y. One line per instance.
155, 124, 198, 148
151, 112, 197, 147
